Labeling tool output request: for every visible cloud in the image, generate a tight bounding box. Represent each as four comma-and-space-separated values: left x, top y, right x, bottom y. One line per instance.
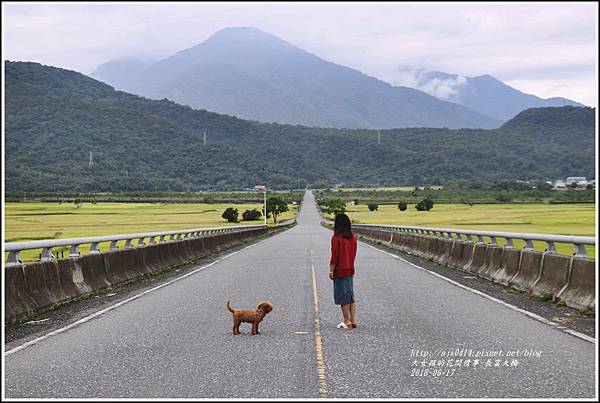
2, 2, 597, 105
392, 68, 468, 102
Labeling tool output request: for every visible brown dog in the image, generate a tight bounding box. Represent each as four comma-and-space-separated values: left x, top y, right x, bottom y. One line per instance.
226, 300, 273, 335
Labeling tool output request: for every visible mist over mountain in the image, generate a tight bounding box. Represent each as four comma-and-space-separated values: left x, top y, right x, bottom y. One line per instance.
6, 61, 594, 192
391, 68, 583, 121
90, 27, 501, 129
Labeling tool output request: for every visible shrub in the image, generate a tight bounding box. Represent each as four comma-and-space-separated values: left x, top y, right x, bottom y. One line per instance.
242, 208, 262, 221
222, 207, 239, 223
415, 197, 434, 211
397, 201, 407, 211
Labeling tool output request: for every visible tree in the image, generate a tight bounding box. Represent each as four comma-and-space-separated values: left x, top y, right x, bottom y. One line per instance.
266, 196, 288, 223
222, 207, 239, 223
368, 203, 378, 211
397, 201, 407, 211
423, 196, 434, 210
325, 198, 346, 216
242, 208, 262, 221
415, 197, 434, 211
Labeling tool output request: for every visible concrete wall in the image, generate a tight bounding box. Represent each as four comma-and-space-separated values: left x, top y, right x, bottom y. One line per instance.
353, 227, 595, 313
5, 227, 285, 324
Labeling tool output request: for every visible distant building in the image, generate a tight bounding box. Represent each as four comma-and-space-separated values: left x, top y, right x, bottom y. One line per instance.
566, 176, 586, 184
553, 180, 566, 189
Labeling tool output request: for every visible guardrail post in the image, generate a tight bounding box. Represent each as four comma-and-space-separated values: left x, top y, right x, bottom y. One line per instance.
523, 239, 534, 251
545, 241, 556, 254
6, 251, 21, 265
69, 244, 80, 257
110, 241, 119, 251
90, 242, 100, 253
504, 238, 514, 248
125, 239, 133, 249
489, 236, 498, 247
149, 237, 156, 245
137, 237, 145, 247
40, 247, 55, 261
476, 235, 485, 244
574, 244, 587, 258
159, 235, 166, 243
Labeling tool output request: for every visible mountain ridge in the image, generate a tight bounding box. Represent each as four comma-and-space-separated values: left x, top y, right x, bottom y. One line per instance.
6, 61, 595, 192
392, 69, 583, 121
91, 27, 502, 129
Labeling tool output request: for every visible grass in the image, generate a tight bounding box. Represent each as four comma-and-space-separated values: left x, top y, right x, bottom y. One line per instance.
5, 202, 297, 262
324, 203, 596, 258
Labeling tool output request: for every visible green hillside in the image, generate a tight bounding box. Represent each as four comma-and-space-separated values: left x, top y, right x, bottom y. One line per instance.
5, 61, 595, 192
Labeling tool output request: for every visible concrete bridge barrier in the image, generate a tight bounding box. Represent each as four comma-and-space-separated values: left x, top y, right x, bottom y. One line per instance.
530, 254, 572, 298
432, 238, 453, 266
446, 240, 466, 270
465, 244, 487, 275
478, 246, 504, 281
346, 223, 595, 313
5, 225, 287, 324
490, 248, 522, 286
558, 258, 595, 312
510, 251, 544, 292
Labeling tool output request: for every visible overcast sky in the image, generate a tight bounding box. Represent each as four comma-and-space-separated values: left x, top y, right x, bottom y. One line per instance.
3, 1, 598, 105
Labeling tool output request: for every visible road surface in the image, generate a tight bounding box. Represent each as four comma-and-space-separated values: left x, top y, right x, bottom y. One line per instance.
4, 191, 596, 398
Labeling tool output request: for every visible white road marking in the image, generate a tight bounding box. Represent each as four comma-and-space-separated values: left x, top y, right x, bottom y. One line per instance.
363, 242, 595, 345
5, 236, 272, 356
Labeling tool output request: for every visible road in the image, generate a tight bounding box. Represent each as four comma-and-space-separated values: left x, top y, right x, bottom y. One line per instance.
3, 191, 596, 398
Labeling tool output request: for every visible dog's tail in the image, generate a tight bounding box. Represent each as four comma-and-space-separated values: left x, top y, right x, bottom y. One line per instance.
226, 300, 235, 313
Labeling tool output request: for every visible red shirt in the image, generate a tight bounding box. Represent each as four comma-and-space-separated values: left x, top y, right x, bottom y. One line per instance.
330, 233, 357, 277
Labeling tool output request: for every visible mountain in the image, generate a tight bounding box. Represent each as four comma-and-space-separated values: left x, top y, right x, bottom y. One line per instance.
5, 61, 595, 192
90, 27, 501, 129
391, 69, 583, 121
501, 105, 594, 131
92, 58, 150, 94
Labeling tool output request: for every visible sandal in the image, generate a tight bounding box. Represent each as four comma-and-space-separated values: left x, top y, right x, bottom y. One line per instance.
336, 322, 350, 329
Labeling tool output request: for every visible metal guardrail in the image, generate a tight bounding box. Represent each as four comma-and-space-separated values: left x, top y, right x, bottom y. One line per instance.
275, 218, 295, 227
321, 219, 595, 257
4, 224, 267, 266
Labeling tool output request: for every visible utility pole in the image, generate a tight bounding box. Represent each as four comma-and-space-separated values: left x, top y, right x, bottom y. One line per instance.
203, 132, 207, 146
89, 151, 93, 168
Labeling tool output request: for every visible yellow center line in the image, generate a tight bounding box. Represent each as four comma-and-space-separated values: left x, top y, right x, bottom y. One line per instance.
311, 262, 328, 398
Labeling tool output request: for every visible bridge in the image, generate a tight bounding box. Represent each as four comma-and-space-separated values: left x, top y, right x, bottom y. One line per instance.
4, 191, 596, 398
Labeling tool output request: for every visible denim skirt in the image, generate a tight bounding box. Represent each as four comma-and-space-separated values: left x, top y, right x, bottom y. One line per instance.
333, 275, 354, 305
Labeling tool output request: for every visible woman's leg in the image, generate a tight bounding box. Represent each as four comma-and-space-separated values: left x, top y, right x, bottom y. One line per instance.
349, 302, 357, 326
341, 304, 352, 325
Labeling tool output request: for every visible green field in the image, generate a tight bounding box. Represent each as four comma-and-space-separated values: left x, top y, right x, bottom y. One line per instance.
5, 202, 297, 262
323, 203, 596, 258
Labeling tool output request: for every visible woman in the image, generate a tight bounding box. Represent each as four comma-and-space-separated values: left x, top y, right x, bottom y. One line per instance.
329, 213, 358, 329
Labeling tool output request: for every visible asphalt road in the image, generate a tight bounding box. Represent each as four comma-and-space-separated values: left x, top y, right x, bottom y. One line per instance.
4, 191, 596, 398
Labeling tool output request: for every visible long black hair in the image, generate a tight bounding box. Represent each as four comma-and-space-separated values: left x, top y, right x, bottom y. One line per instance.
334, 213, 353, 239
